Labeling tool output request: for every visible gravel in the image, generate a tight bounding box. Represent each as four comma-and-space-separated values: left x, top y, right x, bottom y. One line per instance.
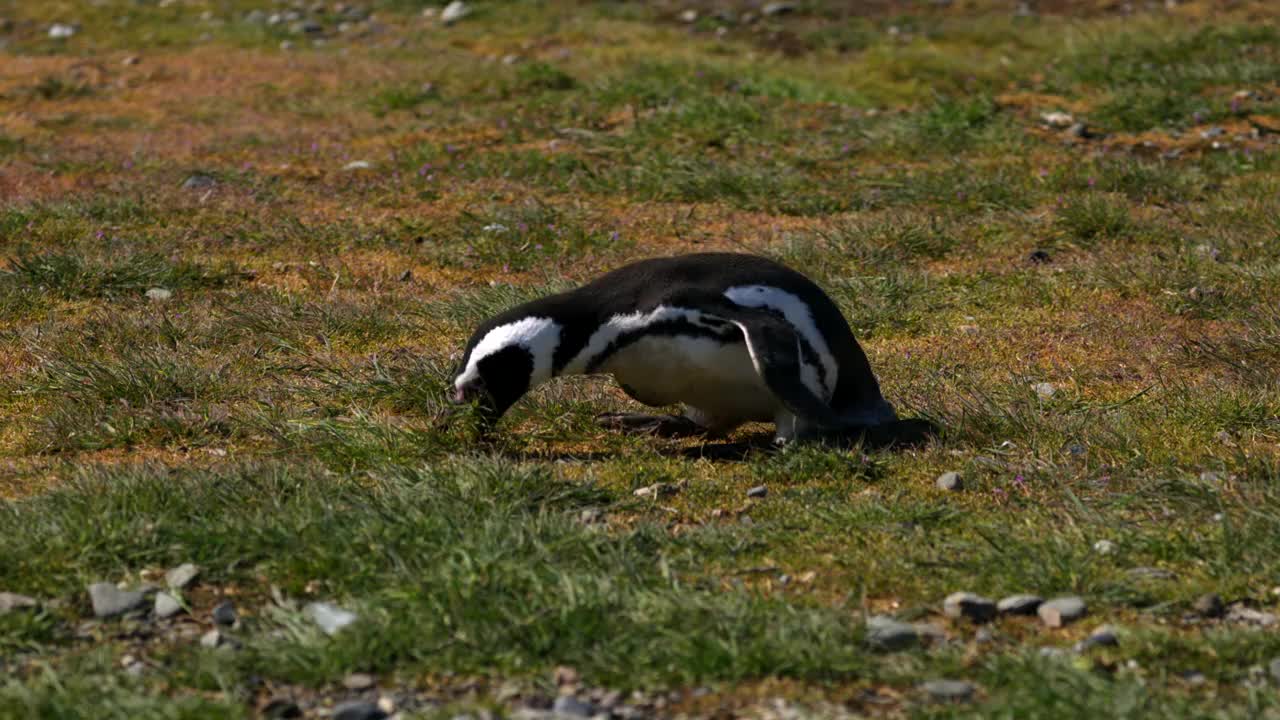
88, 583, 146, 619
935, 471, 963, 491
551, 696, 595, 717
343, 673, 376, 691
1038, 596, 1087, 628
997, 594, 1043, 616
943, 592, 996, 623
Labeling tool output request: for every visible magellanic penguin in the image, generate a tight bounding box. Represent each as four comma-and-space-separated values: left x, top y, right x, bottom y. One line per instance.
450, 252, 935, 446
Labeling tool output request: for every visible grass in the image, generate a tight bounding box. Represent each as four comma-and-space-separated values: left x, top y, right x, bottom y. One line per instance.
2, 0, 1280, 717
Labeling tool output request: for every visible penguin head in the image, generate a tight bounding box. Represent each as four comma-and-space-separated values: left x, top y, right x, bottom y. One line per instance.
450, 315, 561, 429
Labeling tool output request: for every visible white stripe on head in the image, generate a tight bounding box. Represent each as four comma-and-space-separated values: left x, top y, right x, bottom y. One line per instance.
723, 285, 838, 397
455, 316, 561, 390
563, 305, 721, 375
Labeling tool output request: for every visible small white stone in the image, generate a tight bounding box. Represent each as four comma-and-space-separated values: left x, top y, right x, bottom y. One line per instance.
441, 1, 470, 25
305, 601, 357, 635
1093, 539, 1115, 555
1033, 382, 1056, 399
145, 287, 172, 302
343, 160, 372, 171
679, 9, 698, 23
1041, 111, 1074, 128
49, 23, 77, 39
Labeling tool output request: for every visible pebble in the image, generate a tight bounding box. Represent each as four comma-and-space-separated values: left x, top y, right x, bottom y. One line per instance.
1033, 382, 1056, 399
49, 23, 77, 39
343, 672, 376, 690
935, 471, 963, 491
332, 701, 388, 720
1193, 593, 1225, 618
212, 600, 237, 626
165, 563, 200, 590
761, 1, 798, 15
746, 485, 767, 499
181, 173, 216, 190
88, 583, 146, 619
262, 698, 303, 719
1066, 122, 1094, 139
974, 627, 995, 644
280, 40, 295, 51
200, 628, 229, 648
943, 592, 996, 623
633, 482, 680, 499
1075, 625, 1119, 651
343, 160, 372, 171
551, 696, 595, 717
1092, 539, 1115, 555
865, 615, 919, 651
145, 287, 173, 302
1038, 596, 1087, 628
122, 55, 140, 66
440, 1, 470, 25
0, 591, 37, 615
997, 594, 1043, 616
154, 592, 183, 619
679, 9, 698, 23
1269, 657, 1280, 683
920, 679, 975, 703
1200, 126, 1225, 139
305, 601, 358, 635
1041, 111, 1074, 128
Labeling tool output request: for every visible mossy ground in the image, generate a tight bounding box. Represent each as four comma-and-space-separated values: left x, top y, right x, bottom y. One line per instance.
2, 1, 1280, 717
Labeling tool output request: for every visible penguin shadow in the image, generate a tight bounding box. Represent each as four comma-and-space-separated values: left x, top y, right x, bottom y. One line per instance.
681, 417, 940, 462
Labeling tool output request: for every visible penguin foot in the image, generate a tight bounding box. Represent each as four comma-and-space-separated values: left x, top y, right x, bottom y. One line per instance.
596, 412, 708, 438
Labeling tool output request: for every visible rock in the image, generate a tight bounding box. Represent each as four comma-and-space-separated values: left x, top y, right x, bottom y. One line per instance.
1269, 657, 1280, 683
1028, 249, 1051, 264
181, 173, 216, 190
122, 55, 140, 66
211, 600, 237, 626
1092, 539, 1115, 555
1041, 111, 1074, 128
154, 592, 183, 619
343, 160, 372, 171
1200, 126, 1225, 139
1033, 382, 1056, 399
678, 9, 698, 23
1226, 605, 1278, 627
997, 594, 1043, 616
974, 627, 995, 644
262, 698, 303, 719
1038, 596, 1087, 628
1193, 593, 1225, 618
343, 672, 376, 690
165, 563, 199, 590
49, 23, 77, 39
935, 471, 963, 491
88, 583, 145, 619
305, 601, 358, 635
865, 615, 919, 651
1075, 625, 1119, 651
332, 701, 388, 720
920, 679, 975, 702
1065, 122, 1094, 139
145, 287, 172, 302
293, 20, 323, 34
943, 592, 996, 623
633, 482, 680, 499
761, 2, 798, 15
440, 1, 470, 25
0, 592, 37, 615
746, 485, 767, 499
551, 696, 595, 717
280, 40, 295, 51
200, 628, 230, 648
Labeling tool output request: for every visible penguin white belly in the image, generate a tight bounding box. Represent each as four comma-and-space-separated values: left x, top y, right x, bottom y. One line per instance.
602, 335, 779, 421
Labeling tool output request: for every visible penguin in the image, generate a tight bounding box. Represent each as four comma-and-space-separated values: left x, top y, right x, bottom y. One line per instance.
449, 252, 935, 446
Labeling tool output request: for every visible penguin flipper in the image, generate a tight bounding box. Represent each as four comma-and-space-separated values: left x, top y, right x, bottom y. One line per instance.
695, 300, 848, 432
